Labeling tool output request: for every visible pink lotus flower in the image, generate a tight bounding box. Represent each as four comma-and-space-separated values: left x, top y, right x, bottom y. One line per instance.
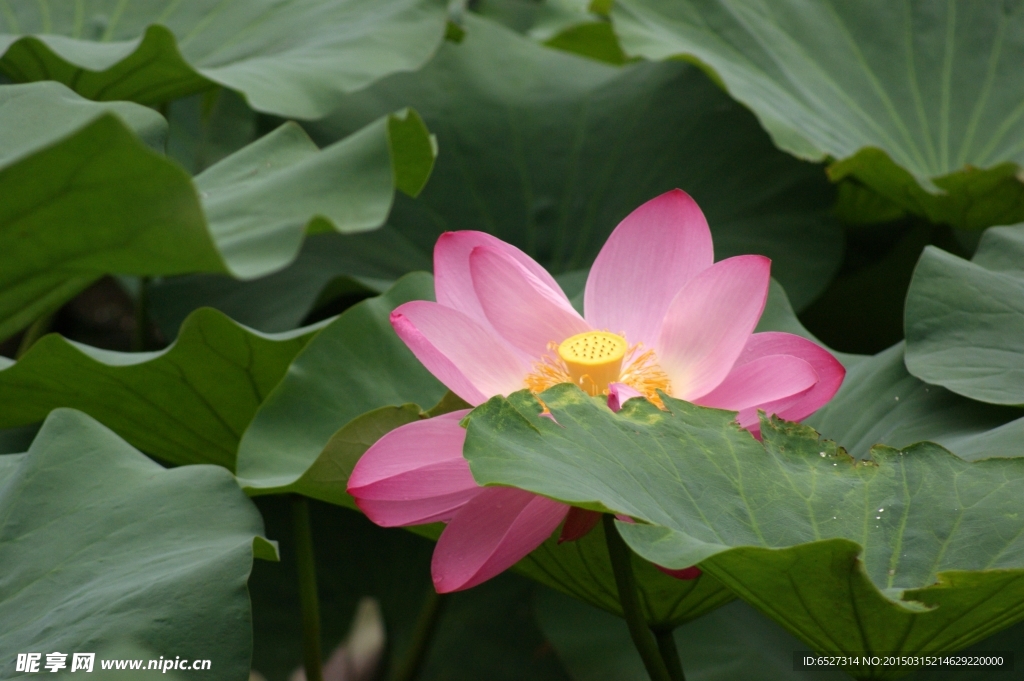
348, 190, 844, 593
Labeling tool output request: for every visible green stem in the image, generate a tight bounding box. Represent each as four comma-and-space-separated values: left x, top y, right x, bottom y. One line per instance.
653, 628, 686, 681
391, 589, 446, 681
16, 314, 53, 359
603, 515, 672, 681
132, 277, 150, 352
292, 495, 324, 681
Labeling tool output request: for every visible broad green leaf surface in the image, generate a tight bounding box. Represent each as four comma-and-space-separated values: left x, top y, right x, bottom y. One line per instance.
612, 0, 1024, 230
166, 88, 256, 176
194, 111, 435, 279
807, 343, 1024, 461
536, 593, 846, 681
309, 14, 842, 311
0, 83, 212, 342
464, 385, 1024, 678
905, 225, 1024, 405
0, 81, 434, 341
0, 80, 165, 161
0, 409, 269, 680
0, 308, 322, 469
0, 0, 448, 118
236, 274, 446, 492
250, 497, 570, 681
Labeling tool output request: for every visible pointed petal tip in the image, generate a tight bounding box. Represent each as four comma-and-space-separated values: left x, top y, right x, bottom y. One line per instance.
430, 488, 568, 592
584, 189, 714, 347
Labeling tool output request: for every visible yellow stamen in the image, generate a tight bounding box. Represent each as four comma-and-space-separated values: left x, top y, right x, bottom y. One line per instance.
524, 331, 672, 407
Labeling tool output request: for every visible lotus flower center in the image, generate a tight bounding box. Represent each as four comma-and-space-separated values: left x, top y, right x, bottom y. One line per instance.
556, 331, 628, 396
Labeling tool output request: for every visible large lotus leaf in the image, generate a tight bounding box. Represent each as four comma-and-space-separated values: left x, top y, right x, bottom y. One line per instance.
807, 343, 1024, 461
308, 14, 842, 311
0, 81, 435, 341
463, 385, 1024, 679
0, 0, 448, 118
611, 0, 1024, 230
235, 273, 446, 492
0, 79, 166, 160
0, 409, 273, 680
905, 225, 1024, 406
0, 308, 323, 469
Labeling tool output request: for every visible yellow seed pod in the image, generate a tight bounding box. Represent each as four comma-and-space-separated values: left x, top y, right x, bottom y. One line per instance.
557, 331, 627, 395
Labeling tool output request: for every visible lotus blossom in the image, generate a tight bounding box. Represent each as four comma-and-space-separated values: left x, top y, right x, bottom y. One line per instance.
348, 190, 845, 593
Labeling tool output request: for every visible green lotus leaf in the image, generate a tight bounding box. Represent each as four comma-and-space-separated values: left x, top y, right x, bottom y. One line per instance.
0, 409, 272, 679
612, 0, 1024, 230
463, 385, 1024, 678
0, 0, 448, 118
0, 81, 434, 342
807, 343, 1024, 461
308, 14, 842, 311
0, 308, 324, 469
905, 225, 1024, 406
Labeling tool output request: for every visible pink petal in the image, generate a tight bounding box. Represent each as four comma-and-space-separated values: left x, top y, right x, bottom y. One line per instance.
434, 231, 565, 329
656, 255, 771, 401
558, 507, 602, 543
734, 332, 845, 423
471, 246, 590, 358
391, 301, 531, 406
431, 487, 569, 593
584, 190, 714, 348
608, 382, 643, 412
694, 355, 817, 412
348, 411, 482, 526
658, 565, 703, 580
